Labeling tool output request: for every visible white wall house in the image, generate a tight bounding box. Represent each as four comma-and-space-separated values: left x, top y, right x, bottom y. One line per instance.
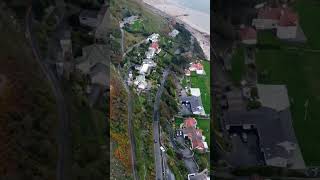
277, 26, 297, 39
252, 18, 278, 30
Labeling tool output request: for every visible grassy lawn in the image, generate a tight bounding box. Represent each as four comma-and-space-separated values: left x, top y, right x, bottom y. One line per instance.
256, 49, 320, 165
197, 118, 210, 146
255, 0, 320, 164
130, 19, 143, 32
294, 0, 320, 49
255, 0, 320, 166
190, 61, 211, 114
231, 47, 245, 84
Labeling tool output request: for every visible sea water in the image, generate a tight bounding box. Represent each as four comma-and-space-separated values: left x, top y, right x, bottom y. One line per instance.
170, 0, 210, 15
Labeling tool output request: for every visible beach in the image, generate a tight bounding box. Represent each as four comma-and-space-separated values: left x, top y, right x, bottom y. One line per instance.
143, 0, 210, 60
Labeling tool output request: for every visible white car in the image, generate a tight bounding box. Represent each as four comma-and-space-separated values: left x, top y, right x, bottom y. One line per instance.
160, 146, 165, 152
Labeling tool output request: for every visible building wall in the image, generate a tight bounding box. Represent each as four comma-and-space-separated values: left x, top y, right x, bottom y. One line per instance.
252, 19, 278, 29
242, 39, 257, 45
277, 26, 298, 39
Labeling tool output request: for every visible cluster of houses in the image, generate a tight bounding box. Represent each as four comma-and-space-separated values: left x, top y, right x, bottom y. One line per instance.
56, 4, 109, 107
180, 117, 208, 152
180, 62, 206, 116
223, 2, 306, 169
128, 33, 162, 91
239, 3, 306, 45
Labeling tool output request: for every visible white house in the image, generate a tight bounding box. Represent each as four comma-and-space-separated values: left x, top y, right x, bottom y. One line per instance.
147, 33, 160, 42
134, 75, 148, 90
276, 9, 298, 39
189, 63, 205, 75
168, 29, 179, 37
123, 15, 139, 25
252, 7, 281, 30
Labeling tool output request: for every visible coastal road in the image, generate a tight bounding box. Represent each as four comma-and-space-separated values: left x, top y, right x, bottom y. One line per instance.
153, 69, 170, 180
26, 5, 70, 180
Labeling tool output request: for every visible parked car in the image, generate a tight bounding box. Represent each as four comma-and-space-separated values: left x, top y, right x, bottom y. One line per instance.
160, 146, 165, 152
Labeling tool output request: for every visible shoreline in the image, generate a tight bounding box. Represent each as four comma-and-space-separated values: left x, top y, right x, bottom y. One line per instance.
142, 0, 210, 60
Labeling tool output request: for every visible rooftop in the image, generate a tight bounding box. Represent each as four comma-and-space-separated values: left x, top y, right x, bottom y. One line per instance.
258, 7, 282, 20
239, 26, 257, 40
224, 107, 305, 168
279, 8, 298, 26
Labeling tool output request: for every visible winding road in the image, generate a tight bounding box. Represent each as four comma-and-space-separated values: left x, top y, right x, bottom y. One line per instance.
153, 68, 170, 180
26, 5, 70, 180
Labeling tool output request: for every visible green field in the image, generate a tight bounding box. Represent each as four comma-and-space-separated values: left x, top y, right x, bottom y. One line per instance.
190, 61, 211, 114
255, 0, 320, 165
130, 19, 143, 32
231, 47, 245, 84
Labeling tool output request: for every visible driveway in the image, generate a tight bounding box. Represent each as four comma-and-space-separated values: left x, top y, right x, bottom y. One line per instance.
227, 131, 263, 167
176, 136, 199, 173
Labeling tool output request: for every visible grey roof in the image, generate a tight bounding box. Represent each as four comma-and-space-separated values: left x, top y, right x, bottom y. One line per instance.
80, 10, 98, 19
257, 84, 290, 111
180, 96, 203, 114
90, 63, 108, 88
76, 44, 109, 74
224, 107, 304, 168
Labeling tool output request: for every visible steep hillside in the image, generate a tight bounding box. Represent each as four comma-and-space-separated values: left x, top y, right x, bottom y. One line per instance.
0, 8, 58, 179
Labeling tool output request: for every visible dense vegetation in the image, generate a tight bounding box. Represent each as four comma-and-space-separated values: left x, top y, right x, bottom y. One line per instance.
0, 8, 57, 179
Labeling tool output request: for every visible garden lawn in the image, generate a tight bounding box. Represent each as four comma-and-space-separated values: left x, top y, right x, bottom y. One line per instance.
254, 0, 320, 166
231, 47, 245, 84
190, 61, 210, 114
256, 49, 320, 166
130, 19, 143, 32
197, 118, 210, 147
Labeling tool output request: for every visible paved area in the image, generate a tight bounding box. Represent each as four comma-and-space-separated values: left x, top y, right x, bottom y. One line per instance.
176, 136, 199, 173
227, 131, 263, 167
153, 69, 170, 180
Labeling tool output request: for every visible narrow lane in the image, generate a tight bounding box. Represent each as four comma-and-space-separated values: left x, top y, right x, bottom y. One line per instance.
153, 69, 170, 180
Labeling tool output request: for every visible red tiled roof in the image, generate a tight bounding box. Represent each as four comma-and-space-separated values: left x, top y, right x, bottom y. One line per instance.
187, 128, 204, 149
239, 27, 257, 40
278, 9, 298, 26
184, 118, 197, 128
191, 63, 203, 70
258, 7, 282, 20
150, 42, 159, 50
192, 139, 204, 149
